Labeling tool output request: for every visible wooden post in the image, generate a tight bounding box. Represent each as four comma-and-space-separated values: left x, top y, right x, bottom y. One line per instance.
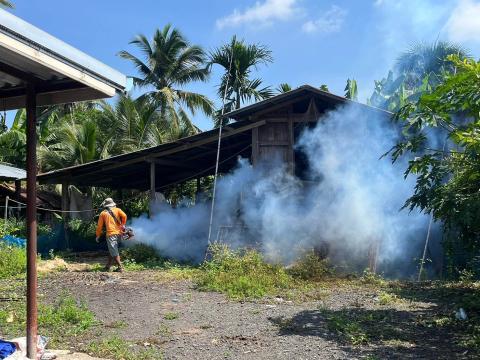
195, 177, 201, 203
14, 180, 21, 217
61, 182, 70, 249
25, 83, 38, 359
251, 127, 259, 166
287, 109, 294, 175
149, 161, 156, 216
3, 195, 8, 222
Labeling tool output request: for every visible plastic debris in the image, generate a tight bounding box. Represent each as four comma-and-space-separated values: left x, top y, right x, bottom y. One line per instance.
455, 308, 467, 321
6, 336, 48, 360
0, 235, 26, 247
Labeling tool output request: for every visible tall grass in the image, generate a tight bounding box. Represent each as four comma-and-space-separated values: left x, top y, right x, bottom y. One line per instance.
0, 242, 26, 278
196, 244, 294, 299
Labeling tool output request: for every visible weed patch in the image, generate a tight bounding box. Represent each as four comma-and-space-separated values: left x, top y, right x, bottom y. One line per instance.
0, 242, 26, 279
0, 289, 97, 348
377, 291, 401, 306
86, 336, 163, 360
163, 312, 178, 320
196, 245, 294, 300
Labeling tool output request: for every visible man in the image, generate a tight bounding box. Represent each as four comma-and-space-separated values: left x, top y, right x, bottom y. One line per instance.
96, 197, 127, 272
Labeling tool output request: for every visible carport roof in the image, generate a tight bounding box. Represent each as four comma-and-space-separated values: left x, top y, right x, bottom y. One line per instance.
0, 8, 126, 110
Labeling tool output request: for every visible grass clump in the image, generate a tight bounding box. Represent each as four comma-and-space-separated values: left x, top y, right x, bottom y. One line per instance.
39, 295, 97, 339
163, 312, 179, 320
196, 244, 293, 300
0, 242, 26, 279
360, 269, 386, 286
377, 291, 400, 305
325, 312, 370, 345
1, 291, 97, 347
86, 336, 163, 360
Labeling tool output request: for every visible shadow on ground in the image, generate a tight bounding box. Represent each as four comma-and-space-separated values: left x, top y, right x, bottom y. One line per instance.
269, 293, 477, 360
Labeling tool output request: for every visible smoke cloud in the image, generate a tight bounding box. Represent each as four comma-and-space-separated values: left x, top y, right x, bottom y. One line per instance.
130, 104, 435, 277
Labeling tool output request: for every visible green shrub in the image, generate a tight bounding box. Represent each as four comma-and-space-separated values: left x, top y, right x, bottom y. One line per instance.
0, 218, 51, 239
0, 242, 26, 278
39, 295, 97, 337
196, 244, 294, 299
68, 219, 96, 241
87, 336, 163, 360
288, 251, 333, 281
1, 292, 97, 347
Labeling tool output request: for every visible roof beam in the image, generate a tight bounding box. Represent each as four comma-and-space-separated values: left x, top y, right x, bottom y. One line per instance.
99, 120, 265, 172
0, 61, 43, 84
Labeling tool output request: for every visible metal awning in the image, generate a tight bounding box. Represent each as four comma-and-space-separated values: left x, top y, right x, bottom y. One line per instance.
0, 9, 126, 358
0, 163, 25, 180
0, 9, 126, 110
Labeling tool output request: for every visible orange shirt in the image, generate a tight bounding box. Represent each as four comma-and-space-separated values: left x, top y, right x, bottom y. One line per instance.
96, 207, 127, 237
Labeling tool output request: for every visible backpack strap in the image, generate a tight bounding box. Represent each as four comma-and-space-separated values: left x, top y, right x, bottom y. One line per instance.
106, 208, 121, 225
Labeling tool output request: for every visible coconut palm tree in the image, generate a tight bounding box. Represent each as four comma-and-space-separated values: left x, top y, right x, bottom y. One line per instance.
38, 116, 105, 172
118, 24, 213, 132
276, 83, 292, 93
209, 36, 273, 113
370, 41, 471, 111
396, 41, 469, 90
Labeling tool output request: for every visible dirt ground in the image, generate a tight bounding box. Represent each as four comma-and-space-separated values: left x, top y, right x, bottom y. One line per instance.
36, 269, 476, 360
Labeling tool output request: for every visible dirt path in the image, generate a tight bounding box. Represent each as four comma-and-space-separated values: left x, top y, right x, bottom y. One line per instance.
36, 270, 477, 360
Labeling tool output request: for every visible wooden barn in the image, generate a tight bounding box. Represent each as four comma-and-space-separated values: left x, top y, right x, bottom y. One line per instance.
38, 85, 390, 193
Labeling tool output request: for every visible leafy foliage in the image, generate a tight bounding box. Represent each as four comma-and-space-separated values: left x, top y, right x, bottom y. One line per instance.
369, 41, 470, 111
276, 83, 292, 93
344, 78, 358, 101
197, 244, 293, 299
391, 55, 480, 269
0, 242, 26, 278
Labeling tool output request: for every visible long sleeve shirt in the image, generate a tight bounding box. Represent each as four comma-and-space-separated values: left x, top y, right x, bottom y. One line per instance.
96, 207, 127, 238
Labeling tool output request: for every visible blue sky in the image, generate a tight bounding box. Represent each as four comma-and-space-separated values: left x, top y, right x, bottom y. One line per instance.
6, 0, 480, 130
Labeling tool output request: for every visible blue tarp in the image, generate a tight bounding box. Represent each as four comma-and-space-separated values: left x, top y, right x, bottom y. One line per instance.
0, 339, 16, 359
0, 235, 26, 247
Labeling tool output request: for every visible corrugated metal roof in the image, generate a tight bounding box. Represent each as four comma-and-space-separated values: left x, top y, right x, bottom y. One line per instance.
0, 9, 126, 110
0, 9, 125, 90
225, 85, 392, 120
0, 163, 26, 180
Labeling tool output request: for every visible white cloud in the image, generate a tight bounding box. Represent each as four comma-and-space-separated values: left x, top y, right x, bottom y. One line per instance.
445, 0, 480, 44
301, 5, 347, 34
216, 0, 301, 29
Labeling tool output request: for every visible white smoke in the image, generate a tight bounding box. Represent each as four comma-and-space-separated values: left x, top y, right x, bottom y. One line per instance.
129, 104, 432, 276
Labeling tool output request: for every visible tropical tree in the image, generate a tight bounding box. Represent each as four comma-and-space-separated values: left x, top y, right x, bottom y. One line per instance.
370, 41, 470, 111
396, 41, 469, 90
390, 55, 480, 273
276, 83, 292, 93
119, 24, 213, 132
0, 110, 25, 167
344, 79, 358, 101
209, 36, 273, 114
99, 94, 197, 153
37, 105, 106, 171
319, 84, 329, 92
